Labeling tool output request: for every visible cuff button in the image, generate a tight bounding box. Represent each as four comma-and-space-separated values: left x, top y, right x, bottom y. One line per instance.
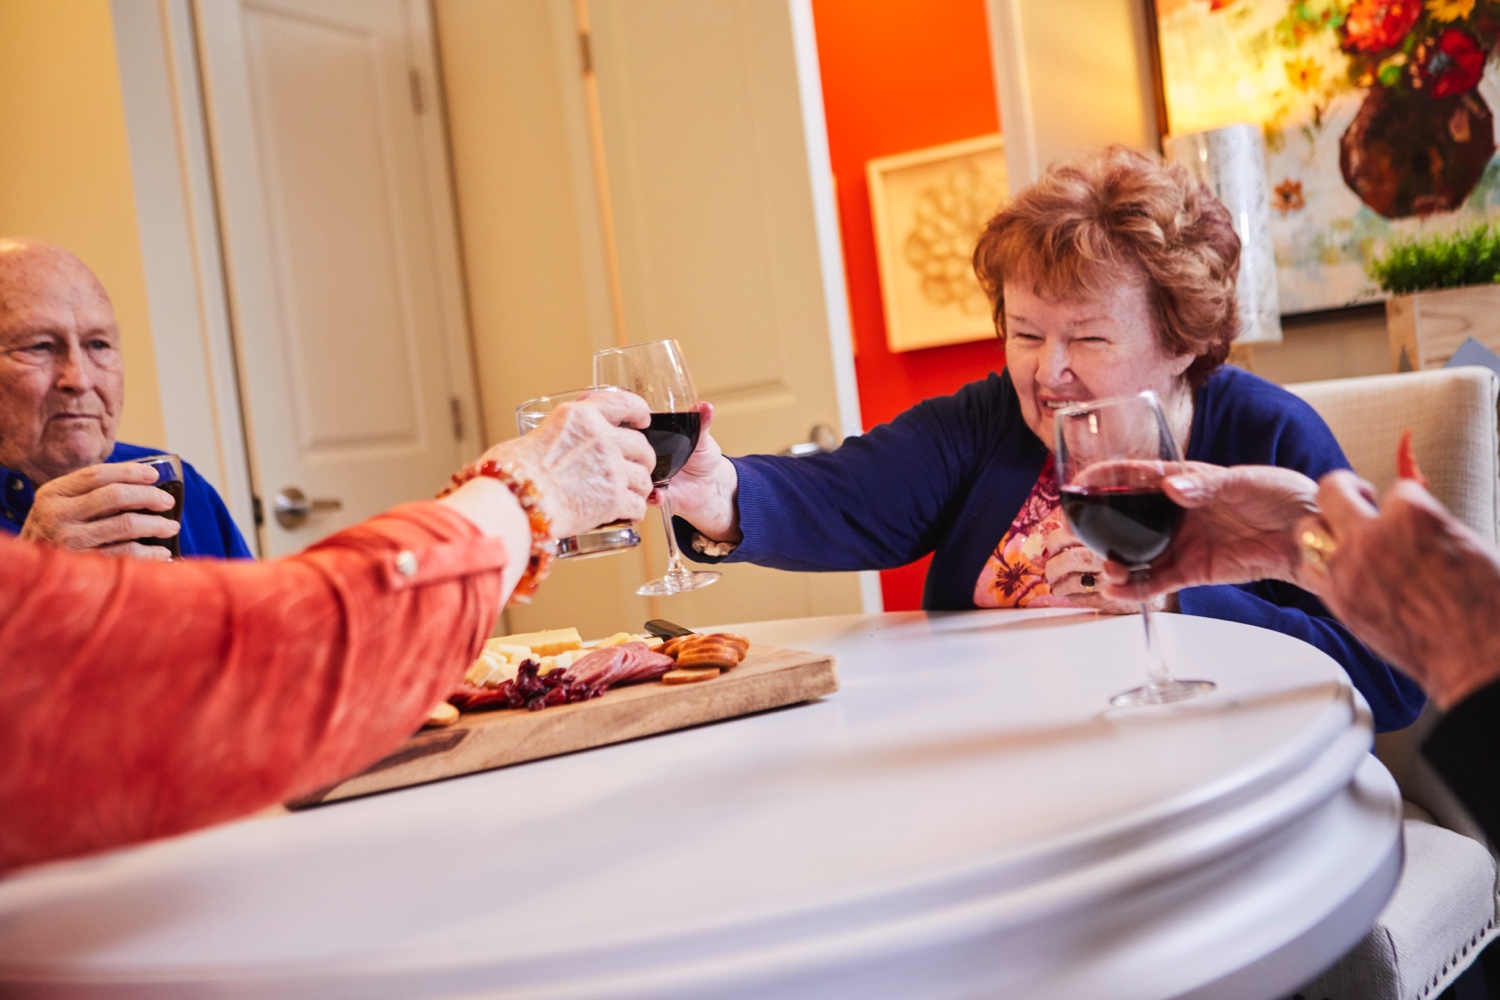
395, 550, 419, 578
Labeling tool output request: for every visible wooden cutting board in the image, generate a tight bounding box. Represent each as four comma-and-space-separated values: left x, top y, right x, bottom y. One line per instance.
291, 644, 838, 806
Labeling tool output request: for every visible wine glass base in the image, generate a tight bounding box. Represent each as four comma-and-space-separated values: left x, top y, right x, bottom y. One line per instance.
1110, 678, 1216, 708
636, 570, 722, 597
556, 524, 641, 560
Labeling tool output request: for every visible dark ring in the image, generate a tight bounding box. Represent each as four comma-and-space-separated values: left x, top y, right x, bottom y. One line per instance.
1080, 573, 1096, 593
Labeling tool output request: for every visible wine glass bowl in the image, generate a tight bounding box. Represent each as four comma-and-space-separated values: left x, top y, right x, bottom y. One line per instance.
1054, 391, 1215, 708
593, 340, 722, 597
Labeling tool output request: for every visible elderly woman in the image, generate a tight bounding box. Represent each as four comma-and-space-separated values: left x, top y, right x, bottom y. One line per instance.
667, 146, 1423, 732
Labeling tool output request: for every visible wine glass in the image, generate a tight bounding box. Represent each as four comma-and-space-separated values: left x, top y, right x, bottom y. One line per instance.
1054, 391, 1215, 707
593, 339, 722, 596
516, 387, 642, 559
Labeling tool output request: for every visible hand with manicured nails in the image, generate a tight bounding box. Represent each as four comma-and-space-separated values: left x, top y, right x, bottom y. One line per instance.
1100, 463, 1319, 597
19, 462, 179, 561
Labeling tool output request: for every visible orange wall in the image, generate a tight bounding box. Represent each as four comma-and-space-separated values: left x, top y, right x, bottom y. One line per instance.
812, 0, 1006, 610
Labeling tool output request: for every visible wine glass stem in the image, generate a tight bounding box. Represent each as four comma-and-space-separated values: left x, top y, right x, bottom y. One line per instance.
1132, 569, 1173, 692
1139, 600, 1173, 691
657, 483, 690, 581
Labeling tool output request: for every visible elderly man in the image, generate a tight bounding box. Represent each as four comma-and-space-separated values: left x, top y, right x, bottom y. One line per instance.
0, 238, 250, 559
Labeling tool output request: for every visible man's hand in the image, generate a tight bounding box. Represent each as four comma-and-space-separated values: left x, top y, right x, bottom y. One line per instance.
20, 463, 179, 560
1101, 463, 1318, 598
1300, 472, 1500, 709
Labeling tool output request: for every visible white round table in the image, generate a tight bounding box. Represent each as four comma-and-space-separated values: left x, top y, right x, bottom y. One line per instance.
0, 610, 1401, 999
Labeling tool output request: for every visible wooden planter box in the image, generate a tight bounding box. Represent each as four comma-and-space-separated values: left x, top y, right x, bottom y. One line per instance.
1387, 283, 1500, 371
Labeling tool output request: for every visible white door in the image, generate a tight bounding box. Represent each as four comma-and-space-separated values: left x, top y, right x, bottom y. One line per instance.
193, 0, 479, 556
507, 0, 873, 636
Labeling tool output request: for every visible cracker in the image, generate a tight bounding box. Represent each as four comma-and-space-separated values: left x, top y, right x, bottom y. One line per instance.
423, 701, 460, 728
710, 633, 751, 656
662, 667, 721, 684
675, 648, 740, 670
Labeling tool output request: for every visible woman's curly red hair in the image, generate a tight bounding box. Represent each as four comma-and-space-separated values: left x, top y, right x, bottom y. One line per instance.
972, 146, 1241, 386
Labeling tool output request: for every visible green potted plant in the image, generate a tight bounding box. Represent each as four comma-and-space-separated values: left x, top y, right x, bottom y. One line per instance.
1372, 223, 1500, 369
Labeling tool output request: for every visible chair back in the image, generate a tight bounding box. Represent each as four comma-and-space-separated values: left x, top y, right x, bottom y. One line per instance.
1285, 366, 1500, 544
1286, 365, 1500, 842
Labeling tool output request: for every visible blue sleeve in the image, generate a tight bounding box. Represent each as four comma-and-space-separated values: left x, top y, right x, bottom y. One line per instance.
678, 380, 1000, 572
179, 462, 254, 560
1185, 374, 1425, 732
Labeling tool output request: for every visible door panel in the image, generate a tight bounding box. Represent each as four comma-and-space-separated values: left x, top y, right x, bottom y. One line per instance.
242, 7, 422, 450
196, 0, 474, 556
508, 0, 866, 636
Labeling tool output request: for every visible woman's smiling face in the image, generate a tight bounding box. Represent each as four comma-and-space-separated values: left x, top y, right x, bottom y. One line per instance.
1002, 281, 1196, 451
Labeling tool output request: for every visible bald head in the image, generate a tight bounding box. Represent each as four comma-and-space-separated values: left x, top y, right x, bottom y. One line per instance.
0, 238, 124, 484
0, 239, 112, 313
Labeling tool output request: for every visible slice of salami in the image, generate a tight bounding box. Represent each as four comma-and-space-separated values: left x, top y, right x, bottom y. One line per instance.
613, 646, 675, 684
568, 642, 674, 688
448, 642, 675, 718
568, 645, 630, 687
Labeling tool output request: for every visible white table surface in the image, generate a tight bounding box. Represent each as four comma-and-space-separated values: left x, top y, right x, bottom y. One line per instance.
0, 609, 1402, 999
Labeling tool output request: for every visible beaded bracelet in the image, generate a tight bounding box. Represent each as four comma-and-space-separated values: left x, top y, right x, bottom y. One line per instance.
438, 459, 556, 604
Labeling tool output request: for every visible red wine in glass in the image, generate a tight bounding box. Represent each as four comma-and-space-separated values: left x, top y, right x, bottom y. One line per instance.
1059, 485, 1184, 568
645, 410, 702, 485
127, 453, 184, 559
593, 339, 721, 596
1055, 391, 1214, 708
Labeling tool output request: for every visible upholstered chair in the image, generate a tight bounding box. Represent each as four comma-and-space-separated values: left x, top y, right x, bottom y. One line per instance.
1283, 366, 1500, 1000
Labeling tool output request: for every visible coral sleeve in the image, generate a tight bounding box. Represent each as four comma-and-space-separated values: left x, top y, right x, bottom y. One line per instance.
0, 501, 508, 873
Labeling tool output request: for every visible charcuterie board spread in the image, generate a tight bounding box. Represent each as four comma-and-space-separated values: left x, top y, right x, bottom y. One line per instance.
291, 627, 838, 806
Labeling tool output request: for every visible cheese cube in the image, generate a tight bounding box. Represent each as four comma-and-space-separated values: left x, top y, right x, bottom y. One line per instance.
487, 628, 583, 657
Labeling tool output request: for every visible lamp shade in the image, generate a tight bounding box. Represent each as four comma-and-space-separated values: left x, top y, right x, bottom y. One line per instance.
1164, 124, 1282, 345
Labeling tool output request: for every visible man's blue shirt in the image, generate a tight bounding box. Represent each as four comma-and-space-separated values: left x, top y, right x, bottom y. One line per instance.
0, 442, 253, 559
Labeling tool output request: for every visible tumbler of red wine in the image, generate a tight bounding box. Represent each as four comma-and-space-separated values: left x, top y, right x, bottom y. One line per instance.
1054, 391, 1214, 708
593, 339, 721, 596
126, 453, 184, 560
516, 386, 641, 560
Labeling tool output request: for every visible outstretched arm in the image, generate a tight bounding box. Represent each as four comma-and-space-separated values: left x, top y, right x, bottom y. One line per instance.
0, 389, 658, 874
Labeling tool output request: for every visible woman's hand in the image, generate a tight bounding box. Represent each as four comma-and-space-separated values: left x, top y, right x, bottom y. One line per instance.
443, 390, 656, 543
1041, 518, 1160, 614
1101, 463, 1318, 599
652, 402, 742, 542
1298, 472, 1500, 709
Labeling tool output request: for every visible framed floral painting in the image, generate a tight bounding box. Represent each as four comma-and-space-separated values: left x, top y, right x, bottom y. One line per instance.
1153, 0, 1500, 314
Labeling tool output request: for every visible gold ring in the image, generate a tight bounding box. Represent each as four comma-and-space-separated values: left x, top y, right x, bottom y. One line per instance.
1300, 526, 1338, 568
1080, 572, 1096, 593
